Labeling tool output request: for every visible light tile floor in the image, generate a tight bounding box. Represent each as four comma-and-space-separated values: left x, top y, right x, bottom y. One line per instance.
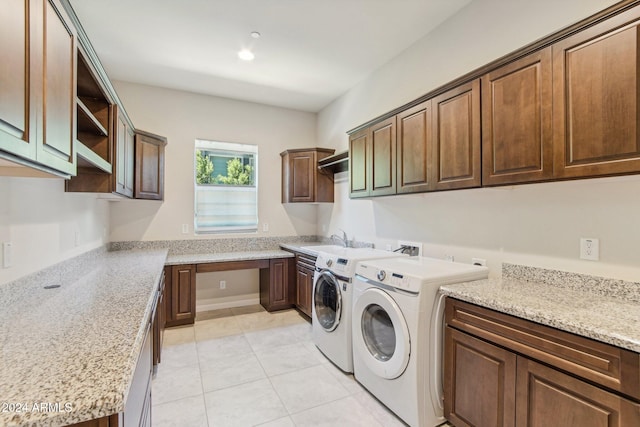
152, 305, 428, 427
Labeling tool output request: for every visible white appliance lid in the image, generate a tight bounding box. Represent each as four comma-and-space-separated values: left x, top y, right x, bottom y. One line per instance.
356, 256, 489, 286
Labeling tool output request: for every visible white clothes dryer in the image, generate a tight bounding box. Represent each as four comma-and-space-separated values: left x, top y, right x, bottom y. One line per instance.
352, 257, 489, 427
308, 247, 405, 373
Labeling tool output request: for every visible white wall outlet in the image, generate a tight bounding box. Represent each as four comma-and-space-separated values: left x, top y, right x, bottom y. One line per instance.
445, 254, 455, 262
472, 258, 487, 267
397, 240, 422, 256
580, 238, 599, 261
263, 222, 269, 232
385, 244, 393, 251
219, 280, 226, 290
74, 231, 80, 247
3, 242, 12, 268
182, 224, 189, 234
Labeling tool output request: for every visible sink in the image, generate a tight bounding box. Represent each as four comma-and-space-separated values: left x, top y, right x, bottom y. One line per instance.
300, 244, 349, 255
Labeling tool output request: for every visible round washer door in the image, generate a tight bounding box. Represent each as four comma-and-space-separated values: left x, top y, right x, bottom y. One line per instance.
313, 270, 342, 332
353, 287, 410, 379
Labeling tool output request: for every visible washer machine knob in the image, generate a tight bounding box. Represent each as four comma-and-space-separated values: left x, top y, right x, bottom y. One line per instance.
377, 270, 386, 281
326, 259, 333, 267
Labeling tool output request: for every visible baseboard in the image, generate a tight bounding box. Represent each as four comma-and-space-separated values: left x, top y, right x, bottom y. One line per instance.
196, 293, 260, 312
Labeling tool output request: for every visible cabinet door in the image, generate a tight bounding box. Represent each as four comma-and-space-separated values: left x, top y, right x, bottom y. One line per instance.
370, 117, 397, 196
482, 49, 553, 185
553, 8, 640, 178
349, 128, 370, 198
113, 106, 134, 197
36, 0, 76, 175
516, 358, 640, 427
432, 79, 481, 191
269, 258, 290, 307
397, 101, 432, 193
0, 0, 37, 161
296, 264, 313, 317
135, 130, 167, 200
287, 150, 316, 202
444, 326, 516, 427
170, 265, 195, 325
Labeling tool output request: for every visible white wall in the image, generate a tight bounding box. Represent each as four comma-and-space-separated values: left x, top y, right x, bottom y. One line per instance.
317, 0, 640, 281
0, 177, 109, 285
109, 81, 319, 242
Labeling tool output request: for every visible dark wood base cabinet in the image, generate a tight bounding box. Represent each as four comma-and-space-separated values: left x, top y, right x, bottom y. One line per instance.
294, 253, 315, 317
444, 298, 640, 427
260, 258, 295, 311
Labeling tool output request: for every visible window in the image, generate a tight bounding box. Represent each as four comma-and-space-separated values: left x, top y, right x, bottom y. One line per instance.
194, 139, 258, 233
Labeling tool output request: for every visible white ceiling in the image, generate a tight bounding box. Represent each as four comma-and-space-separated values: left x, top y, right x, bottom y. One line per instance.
69, 0, 471, 112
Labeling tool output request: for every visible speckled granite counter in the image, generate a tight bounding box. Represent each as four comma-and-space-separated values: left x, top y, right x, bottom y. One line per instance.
440, 263, 640, 353
0, 248, 167, 427
165, 249, 294, 265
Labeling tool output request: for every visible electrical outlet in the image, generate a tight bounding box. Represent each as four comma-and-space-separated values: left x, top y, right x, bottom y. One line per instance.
472, 258, 487, 267
445, 254, 455, 262
580, 238, 599, 261
397, 240, 422, 256
219, 280, 226, 290
74, 231, 80, 247
2, 242, 12, 268
182, 224, 189, 234
385, 244, 393, 251
263, 222, 269, 232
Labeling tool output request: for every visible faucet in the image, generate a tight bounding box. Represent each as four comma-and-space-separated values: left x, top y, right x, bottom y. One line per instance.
330, 229, 349, 247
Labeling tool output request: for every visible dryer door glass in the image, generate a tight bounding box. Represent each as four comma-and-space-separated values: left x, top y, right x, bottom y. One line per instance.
314, 271, 342, 332
362, 304, 395, 361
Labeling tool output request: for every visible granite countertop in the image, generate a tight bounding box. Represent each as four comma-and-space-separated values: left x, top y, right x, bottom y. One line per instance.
440, 264, 640, 353
0, 248, 168, 427
165, 249, 295, 266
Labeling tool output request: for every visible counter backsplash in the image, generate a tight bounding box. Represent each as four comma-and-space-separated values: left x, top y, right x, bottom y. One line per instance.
503, 262, 640, 303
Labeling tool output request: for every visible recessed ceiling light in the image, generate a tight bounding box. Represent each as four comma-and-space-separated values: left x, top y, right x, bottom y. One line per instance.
250, 31, 261, 39
238, 49, 255, 61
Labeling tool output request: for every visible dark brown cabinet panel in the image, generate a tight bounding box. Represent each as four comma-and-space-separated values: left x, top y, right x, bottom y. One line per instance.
445, 298, 640, 427
260, 258, 294, 311
134, 130, 167, 200
482, 48, 553, 185
294, 253, 315, 317
0, 0, 76, 176
281, 148, 335, 203
166, 264, 196, 326
114, 106, 134, 197
432, 79, 481, 191
397, 101, 432, 193
153, 270, 165, 369
553, 8, 640, 179
516, 358, 640, 427
349, 129, 370, 198
445, 326, 516, 427
370, 117, 397, 196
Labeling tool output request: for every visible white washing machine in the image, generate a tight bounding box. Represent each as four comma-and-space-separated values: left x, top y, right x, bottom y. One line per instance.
306, 246, 405, 373
352, 257, 489, 427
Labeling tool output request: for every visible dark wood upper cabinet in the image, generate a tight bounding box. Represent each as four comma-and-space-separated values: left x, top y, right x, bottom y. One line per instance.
349, 129, 370, 198
281, 148, 335, 203
397, 101, 432, 194
482, 48, 553, 185
134, 130, 167, 200
553, 7, 640, 179
370, 117, 397, 196
0, 0, 76, 176
432, 79, 481, 191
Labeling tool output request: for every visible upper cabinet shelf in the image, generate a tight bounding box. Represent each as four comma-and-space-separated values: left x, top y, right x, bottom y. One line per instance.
317, 150, 348, 174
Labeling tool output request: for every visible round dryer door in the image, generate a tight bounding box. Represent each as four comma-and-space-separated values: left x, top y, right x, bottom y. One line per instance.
313, 270, 342, 332
354, 288, 410, 379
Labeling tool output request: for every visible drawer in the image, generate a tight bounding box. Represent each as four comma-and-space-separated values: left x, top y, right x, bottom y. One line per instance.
445, 298, 640, 400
